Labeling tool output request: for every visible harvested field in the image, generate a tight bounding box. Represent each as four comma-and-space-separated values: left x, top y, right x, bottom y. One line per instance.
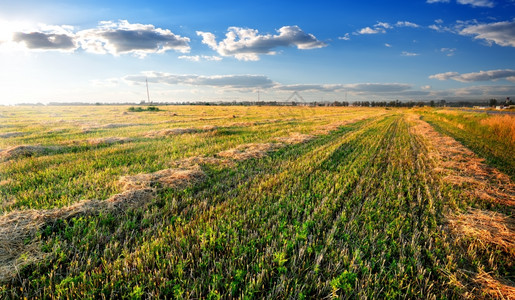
410, 113, 515, 298
0, 106, 513, 299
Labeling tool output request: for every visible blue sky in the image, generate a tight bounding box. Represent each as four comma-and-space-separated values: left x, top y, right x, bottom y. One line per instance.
0, 0, 514, 104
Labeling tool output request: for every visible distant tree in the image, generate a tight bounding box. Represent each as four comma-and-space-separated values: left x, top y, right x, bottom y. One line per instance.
489, 99, 498, 107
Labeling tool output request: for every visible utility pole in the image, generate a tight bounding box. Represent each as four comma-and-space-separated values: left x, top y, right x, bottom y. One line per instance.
146, 78, 151, 104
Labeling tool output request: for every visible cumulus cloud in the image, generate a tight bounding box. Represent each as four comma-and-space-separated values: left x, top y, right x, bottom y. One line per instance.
10, 23, 77, 52
456, 0, 495, 7
78, 20, 190, 57
124, 72, 277, 90
9, 20, 190, 56
459, 20, 515, 47
357, 27, 383, 34
385, 43, 392, 47
355, 22, 391, 35
12, 32, 77, 51
356, 21, 419, 36
178, 55, 222, 62
196, 26, 326, 61
429, 69, 515, 82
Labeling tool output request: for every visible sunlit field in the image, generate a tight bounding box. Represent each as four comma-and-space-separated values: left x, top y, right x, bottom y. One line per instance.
0, 105, 513, 299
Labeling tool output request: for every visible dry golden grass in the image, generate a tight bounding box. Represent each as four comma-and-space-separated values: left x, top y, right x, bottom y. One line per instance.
119, 167, 206, 191
480, 115, 515, 146
472, 271, 515, 300
84, 137, 133, 146
312, 116, 371, 135
144, 128, 198, 137
275, 133, 315, 144
409, 115, 515, 208
217, 143, 284, 161
0, 188, 156, 282
0, 145, 63, 161
0, 179, 12, 186
172, 156, 234, 168
410, 114, 515, 299
447, 208, 514, 256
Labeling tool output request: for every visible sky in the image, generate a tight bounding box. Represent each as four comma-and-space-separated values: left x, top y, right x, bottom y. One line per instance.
0, 0, 514, 104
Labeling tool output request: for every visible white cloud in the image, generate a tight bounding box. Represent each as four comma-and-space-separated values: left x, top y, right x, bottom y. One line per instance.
124, 72, 277, 90
356, 21, 419, 36
437, 85, 515, 98
396, 21, 419, 28
428, 21, 454, 32
459, 20, 515, 47
178, 55, 222, 62
357, 27, 383, 34
440, 47, 456, 56
421, 85, 432, 90
429, 24, 441, 31
429, 71, 460, 80
376, 22, 393, 29
8, 20, 191, 57
78, 20, 190, 57
426, 0, 450, 3
196, 26, 326, 61
385, 43, 392, 47
401, 51, 419, 56
429, 69, 515, 82
355, 22, 391, 35
456, 0, 495, 7
338, 33, 350, 40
